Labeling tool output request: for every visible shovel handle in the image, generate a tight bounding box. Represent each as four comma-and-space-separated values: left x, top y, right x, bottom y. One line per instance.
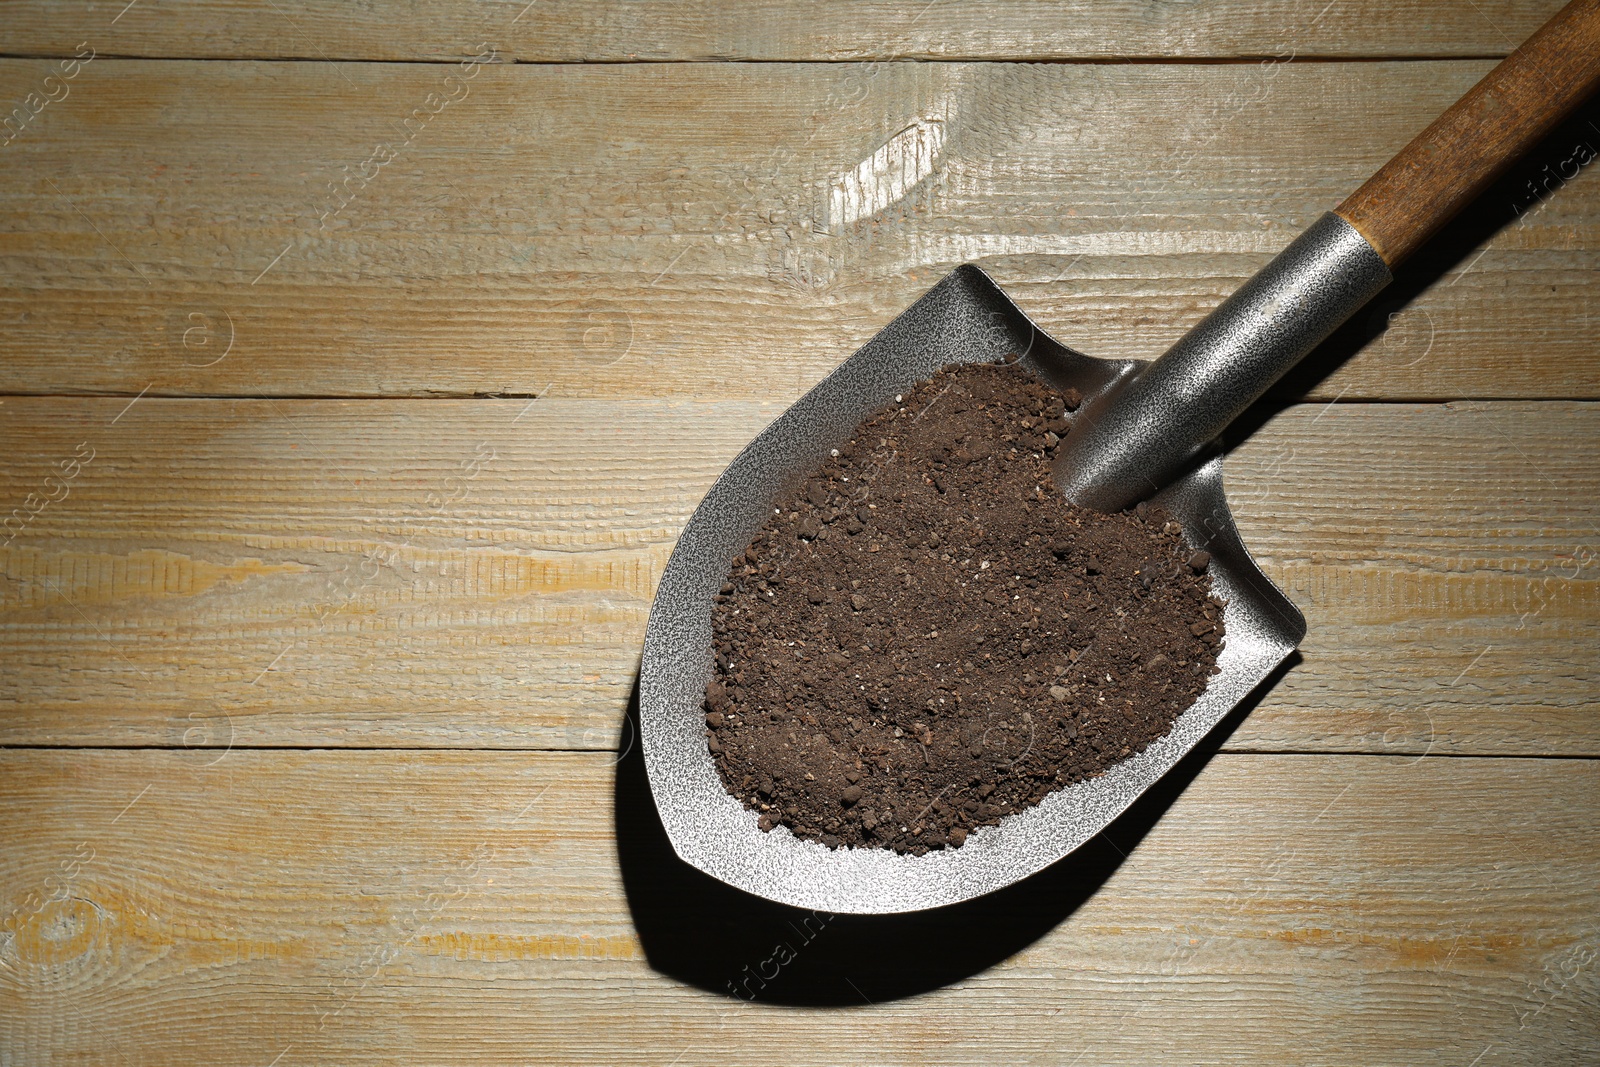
1059, 0, 1600, 512
1335, 0, 1600, 267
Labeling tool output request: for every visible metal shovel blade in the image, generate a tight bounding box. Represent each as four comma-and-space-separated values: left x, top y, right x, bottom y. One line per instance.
639, 264, 1305, 915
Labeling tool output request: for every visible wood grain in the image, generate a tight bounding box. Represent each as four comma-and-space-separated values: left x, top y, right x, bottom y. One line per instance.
1, 398, 1594, 755
0, 0, 1568, 63
1337, 0, 1600, 264
2, 60, 1596, 401
2, 8, 1595, 1066
1, 749, 1594, 1065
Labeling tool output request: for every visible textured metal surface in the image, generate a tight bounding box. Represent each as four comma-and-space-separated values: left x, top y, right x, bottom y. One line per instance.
1058, 212, 1391, 512
639, 265, 1307, 915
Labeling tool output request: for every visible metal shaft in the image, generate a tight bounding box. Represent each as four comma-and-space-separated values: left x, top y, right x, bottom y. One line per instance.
1057, 212, 1392, 512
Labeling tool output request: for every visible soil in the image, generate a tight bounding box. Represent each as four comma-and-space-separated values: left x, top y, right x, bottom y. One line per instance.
704, 361, 1225, 855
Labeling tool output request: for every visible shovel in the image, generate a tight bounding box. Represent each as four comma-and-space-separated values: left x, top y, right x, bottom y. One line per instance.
639, 1, 1600, 914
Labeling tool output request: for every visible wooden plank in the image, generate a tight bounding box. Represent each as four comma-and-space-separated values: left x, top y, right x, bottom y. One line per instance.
1, 749, 1594, 1065
1, 398, 1594, 755
1227, 400, 1600, 756
0, 0, 1567, 62
1, 59, 1596, 400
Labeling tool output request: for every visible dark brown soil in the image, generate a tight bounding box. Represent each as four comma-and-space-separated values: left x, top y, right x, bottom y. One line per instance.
704, 361, 1224, 855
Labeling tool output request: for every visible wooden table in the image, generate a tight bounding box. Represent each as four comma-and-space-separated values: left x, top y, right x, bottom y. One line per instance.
2, 2, 1597, 1063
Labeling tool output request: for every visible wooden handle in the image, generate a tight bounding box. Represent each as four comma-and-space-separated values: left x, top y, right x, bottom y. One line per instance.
1336, 0, 1600, 267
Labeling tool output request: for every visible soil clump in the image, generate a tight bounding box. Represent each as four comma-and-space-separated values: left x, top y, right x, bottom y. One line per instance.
705, 361, 1224, 855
